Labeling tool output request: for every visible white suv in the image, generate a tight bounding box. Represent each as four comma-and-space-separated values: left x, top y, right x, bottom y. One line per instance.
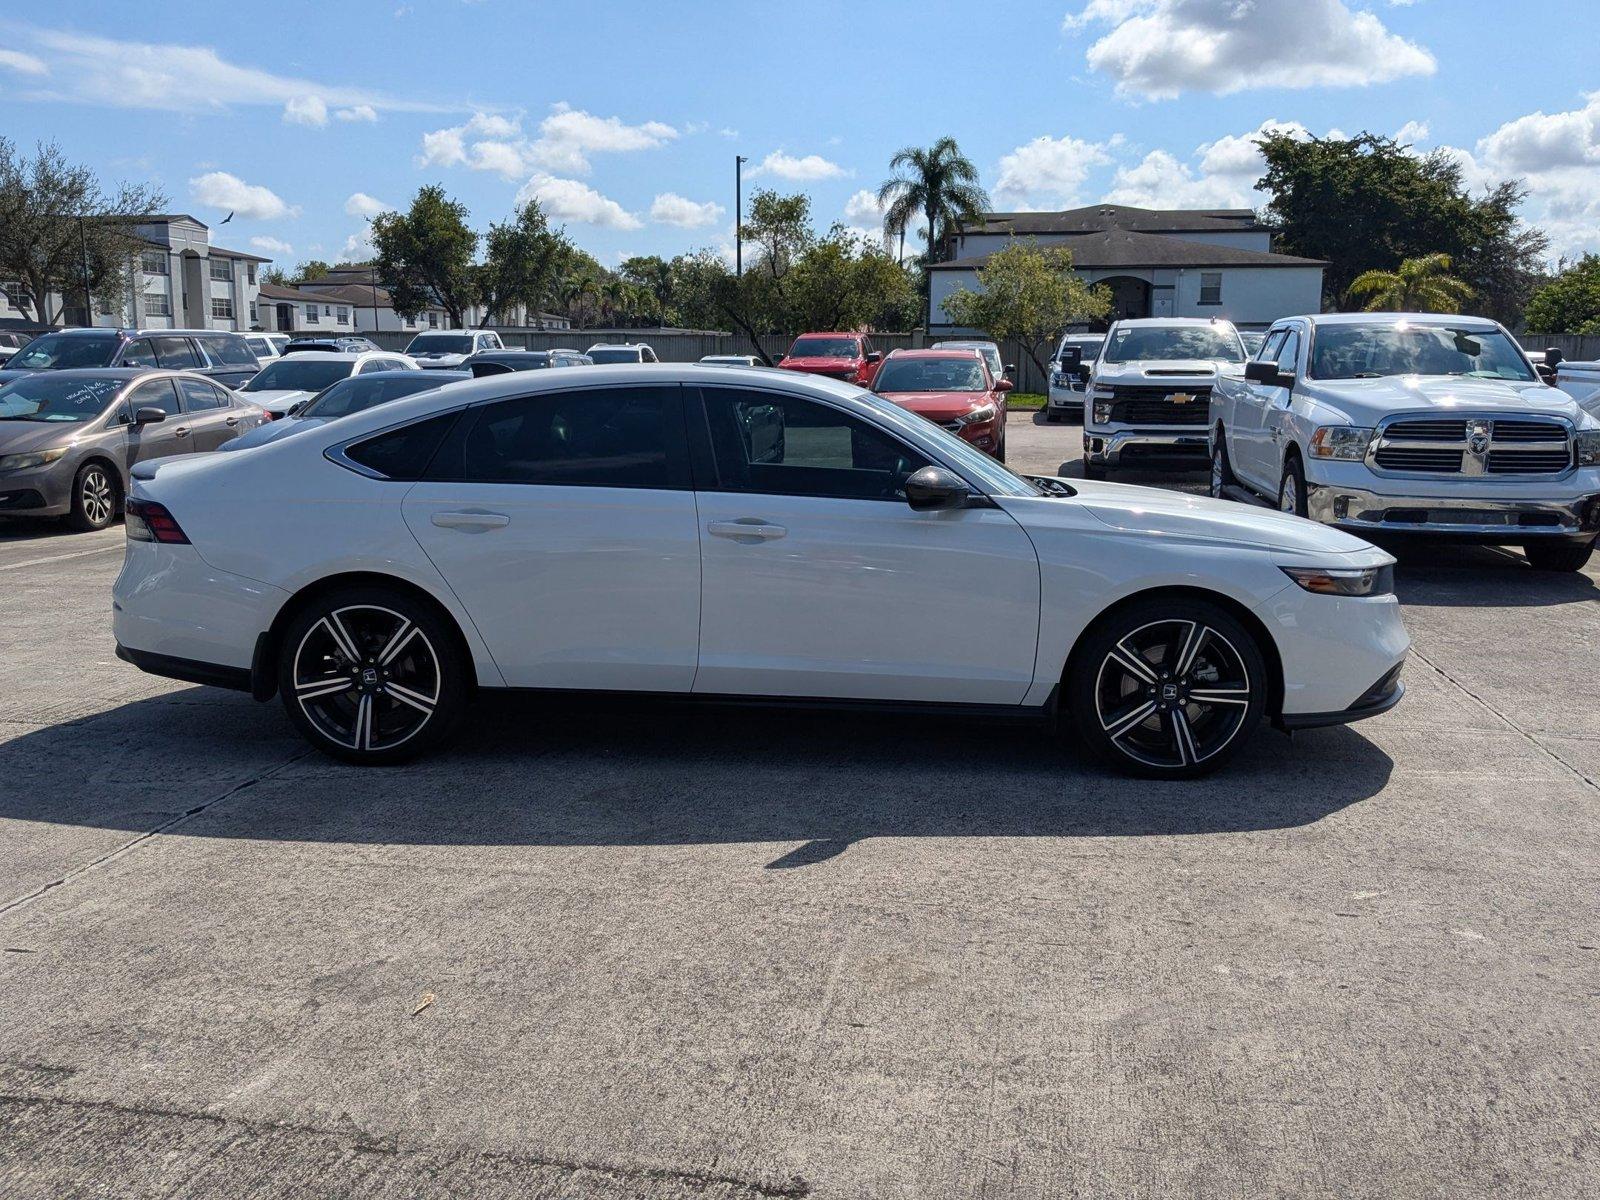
1082, 319, 1247, 479
404, 330, 503, 369
1046, 334, 1105, 422
1209, 312, 1600, 572
586, 343, 659, 364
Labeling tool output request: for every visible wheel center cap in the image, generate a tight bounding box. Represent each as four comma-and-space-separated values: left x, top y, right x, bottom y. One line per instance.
361, 668, 378, 687
1161, 683, 1179, 701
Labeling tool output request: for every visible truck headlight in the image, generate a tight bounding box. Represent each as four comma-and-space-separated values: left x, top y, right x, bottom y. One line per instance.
1308, 426, 1374, 460
1092, 401, 1112, 424
1280, 564, 1394, 597
1577, 430, 1600, 466
0, 447, 68, 472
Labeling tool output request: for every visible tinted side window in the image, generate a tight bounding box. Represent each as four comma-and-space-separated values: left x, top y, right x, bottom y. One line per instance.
428, 387, 683, 489
126, 378, 181, 416
153, 336, 202, 369
343, 412, 461, 480
1276, 331, 1301, 375
698, 388, 929, 502
1257, 330, 1287, 363
197, 334, 258, 368
121, 339, 159, 369
178, 377, 228, 411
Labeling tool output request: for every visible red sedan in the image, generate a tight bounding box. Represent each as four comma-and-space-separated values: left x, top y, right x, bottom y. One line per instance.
870, 349, 1013, 460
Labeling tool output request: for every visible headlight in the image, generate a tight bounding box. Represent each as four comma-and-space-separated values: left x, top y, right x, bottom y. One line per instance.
1577, 430, 1600, 466
1309, 426, 1374, 460
1280, 564, 1394, 597
958, 404, 998, 425
0, 447, 68, 472
1092, 401, 1112, 425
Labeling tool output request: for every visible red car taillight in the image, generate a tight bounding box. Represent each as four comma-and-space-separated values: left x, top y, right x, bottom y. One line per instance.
125, 497, 190, 544
259, 410, 278, 422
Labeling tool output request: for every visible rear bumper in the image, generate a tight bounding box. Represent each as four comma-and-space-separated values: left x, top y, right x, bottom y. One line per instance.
115, 644, 252, 692
1083, 428, 1211, 468
1305, 481, 1600, 542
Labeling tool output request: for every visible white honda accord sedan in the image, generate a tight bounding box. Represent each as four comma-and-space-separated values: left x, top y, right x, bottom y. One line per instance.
112, 364, 1409, 777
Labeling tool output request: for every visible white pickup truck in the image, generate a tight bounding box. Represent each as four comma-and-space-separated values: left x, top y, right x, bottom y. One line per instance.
1554, 359, 1600, 417
1209, 313, 1600, 572
1081, 318, 1247, 479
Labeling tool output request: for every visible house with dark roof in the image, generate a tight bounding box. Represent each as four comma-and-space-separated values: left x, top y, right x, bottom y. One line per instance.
930, 205, 1325, 332
297, 263, 570, 333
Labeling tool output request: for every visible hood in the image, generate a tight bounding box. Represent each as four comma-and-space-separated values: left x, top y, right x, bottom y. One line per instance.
219, 416, 328, 452
1094, 360, 1240, 384
240, 388, 313, 414
0, 368, 37, 386
412, 352, 468, 367
1307, 375, 1594, 426
876, 390, 992, 421
0, 419, 86, 456
1063, 479, 1376, 556
781, 357, 860, 373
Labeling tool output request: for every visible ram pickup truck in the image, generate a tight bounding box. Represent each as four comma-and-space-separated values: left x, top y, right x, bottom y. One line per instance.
1209, 312, 1600, 573
1554, 360, 1600, 417
1081, 318, 1247, 479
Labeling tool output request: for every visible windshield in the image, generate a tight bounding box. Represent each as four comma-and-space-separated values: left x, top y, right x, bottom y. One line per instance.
406, 334, 473, 354
788, 337, 858, 358
874, 358, 989, 393
1310, 323, 1537, 382
0, 375, 123, 422
588, 347, 641, 364
1103, 327, 1244, 364
301, 374, 445, 420
243, 359, 354, 393
9, 332, 120, 370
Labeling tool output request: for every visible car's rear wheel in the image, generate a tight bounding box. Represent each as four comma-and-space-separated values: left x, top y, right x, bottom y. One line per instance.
1522, 541, 1594, 573
1067, 598, 1267, 778
277, 587, 467, 764
67, 461, 118, 532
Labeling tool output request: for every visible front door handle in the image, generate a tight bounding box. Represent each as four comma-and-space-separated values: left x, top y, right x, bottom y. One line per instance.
708, 520, 787, 540
172, 426, 190, 438
431, 510, 510, 531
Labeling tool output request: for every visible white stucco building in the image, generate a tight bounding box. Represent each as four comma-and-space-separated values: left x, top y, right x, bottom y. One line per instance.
929, 205, 1326, 333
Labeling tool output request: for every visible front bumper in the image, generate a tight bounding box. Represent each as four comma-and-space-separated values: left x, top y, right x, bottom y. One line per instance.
1047, 380, 1086, 410
1083, 428, 1210, 469
1305, 481, 1600, 542
1277, 664, 1405, 731
0, 462, 75, 517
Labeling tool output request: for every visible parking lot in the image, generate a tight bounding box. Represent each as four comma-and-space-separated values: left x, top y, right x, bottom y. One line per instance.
2, 410, 1597, 1198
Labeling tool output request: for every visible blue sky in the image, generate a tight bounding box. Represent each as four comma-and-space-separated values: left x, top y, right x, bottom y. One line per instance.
3, 0, 1598, 273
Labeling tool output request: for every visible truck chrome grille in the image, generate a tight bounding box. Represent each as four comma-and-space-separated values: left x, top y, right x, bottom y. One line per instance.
1369, 414, 1572, 477
1107, 385, 1211, 426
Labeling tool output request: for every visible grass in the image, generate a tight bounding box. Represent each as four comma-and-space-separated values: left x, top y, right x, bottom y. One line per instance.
1007, 392, 1047, 411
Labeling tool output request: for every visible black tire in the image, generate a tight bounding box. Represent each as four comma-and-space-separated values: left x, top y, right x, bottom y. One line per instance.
1522, 541, 1594, 573
1082, 461, 1108, 481
1066, 596, 1267, 779
1045, 411, 1060, 423
1210, 430, 1237, 499
995, 433, 1007, 463
277, 585, 468, 765
66, 461, 118, 532
1277, 454, 1308, 518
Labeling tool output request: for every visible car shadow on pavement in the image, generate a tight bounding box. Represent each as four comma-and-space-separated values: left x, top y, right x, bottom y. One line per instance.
0, 689, 1394, 867
1381, 537, 1599, 607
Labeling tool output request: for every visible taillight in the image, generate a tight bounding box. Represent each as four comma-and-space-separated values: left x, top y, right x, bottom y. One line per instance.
259, 410, 278, 422
126, 497, 190, 544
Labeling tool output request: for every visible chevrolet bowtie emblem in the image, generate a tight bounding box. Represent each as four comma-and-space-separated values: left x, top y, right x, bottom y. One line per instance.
1168, 393, 1194, 404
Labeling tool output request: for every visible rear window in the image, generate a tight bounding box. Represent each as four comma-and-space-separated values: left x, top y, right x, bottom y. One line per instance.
10, 332, 120, 369
342, 412, 461, 479
196, 333, 259, 368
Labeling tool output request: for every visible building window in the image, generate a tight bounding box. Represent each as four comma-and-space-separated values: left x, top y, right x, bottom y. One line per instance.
249, 301, 258, 323
427, 311, 438, 328
142, 251, 169, 276
247, 262, 257, 285
145, 294, 172, 317
1199, 272, 1223, 306
209, 258, 234, 282
336, 306, 350, 324
212, 298, 235, 320
305, 304, 319, 324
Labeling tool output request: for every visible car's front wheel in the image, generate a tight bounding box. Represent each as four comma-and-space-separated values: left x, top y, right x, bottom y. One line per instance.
1278, 455, 1308, 518
67, 461, 118, 532
1067, 598, 1267, 778
1522, 541, 1594, 573
1210, 433, 1236, 499
277, 587, 468, 764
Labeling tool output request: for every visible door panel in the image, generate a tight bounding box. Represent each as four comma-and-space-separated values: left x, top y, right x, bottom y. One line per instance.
175, 378, 236, 450
121, 378, 194, 468
1232, 330, 1289, 490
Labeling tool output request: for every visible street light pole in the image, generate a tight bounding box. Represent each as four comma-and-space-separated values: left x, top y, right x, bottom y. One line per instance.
77, 215, 94, 328
735, 155, 748, 279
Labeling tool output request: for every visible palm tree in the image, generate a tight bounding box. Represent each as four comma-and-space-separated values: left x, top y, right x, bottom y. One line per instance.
876, 137, 989, 330
1347, 253, 1476, 313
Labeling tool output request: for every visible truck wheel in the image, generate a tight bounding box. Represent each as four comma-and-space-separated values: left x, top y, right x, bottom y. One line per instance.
1277, 456, 1308, 518
1082, 461, 1107, 481
1522, 542, 1594, 573
1210, 434, 1237, 499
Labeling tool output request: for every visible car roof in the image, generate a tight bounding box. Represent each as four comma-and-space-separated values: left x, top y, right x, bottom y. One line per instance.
8, 367, 153, 381
886, 348, 983, 359
932, 339, 998, 348
1297, 311, 1502, 329
586, 342, 647, 349
268, 350, 369, 362
1111, 317, 1236, 328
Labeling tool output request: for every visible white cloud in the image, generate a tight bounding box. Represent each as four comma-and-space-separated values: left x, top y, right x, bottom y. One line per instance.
8, 26, 445, 115
994, 134, 1119, 208
751, 151, 848, 181
1065, 0, 1436, 100
282, 95, 327, 127
341, 229, 376, 262
344, 192, 394, 219
188, 171, 299, 221
0, 49, 48, 75
1395, 119, 1430, 145
248, 236, 293, 257
719, 127, 740, 139
335, 104, 378, 123
1101, 119, 1310, 209
843, 189, 889, 226
650, 192, 725, 228
415, 104, 676, 179
515, 174, 641, 230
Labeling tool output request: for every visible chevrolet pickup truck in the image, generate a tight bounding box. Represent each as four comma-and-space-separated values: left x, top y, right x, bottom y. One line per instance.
1081, 318, 1247, 479
1209, 312, 1600, 572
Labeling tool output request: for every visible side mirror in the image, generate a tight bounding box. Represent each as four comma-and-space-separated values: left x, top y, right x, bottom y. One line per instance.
286, 401, 306, 417
1004, 363, 1016, 375
866, 351, 882, 363
1244, 360, 1291, 387
1545, 347, 1563, 368
904, 465, 972, 512
994, 378, 1014, 393
1062, 347, 1083, 366
133, 406, 166, 426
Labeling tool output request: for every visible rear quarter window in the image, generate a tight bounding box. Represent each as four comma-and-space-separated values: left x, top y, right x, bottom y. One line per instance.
341, 411, 461, 480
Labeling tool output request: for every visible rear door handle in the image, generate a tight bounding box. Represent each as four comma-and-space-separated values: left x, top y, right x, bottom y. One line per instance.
708, 520, 787, 540
431, 510, 510, 531
224, 416, 240, 427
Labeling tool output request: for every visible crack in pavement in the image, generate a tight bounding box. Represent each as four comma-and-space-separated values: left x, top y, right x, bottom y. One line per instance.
1406, 645, 1599, 793
0, 750, 311, 919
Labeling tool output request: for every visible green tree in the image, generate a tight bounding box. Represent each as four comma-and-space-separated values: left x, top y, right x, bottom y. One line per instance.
941, 241, 1109, 378
370, 185, 478, 327
478, 200, 570, 326
0, 139, 166, 326
1524, 255, 1600, 335
741, 189, 812, 305
620, 255, 675, 325
1347, 253, 1476, 312
876, 137, 989, 328
788, 226, 919, 332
